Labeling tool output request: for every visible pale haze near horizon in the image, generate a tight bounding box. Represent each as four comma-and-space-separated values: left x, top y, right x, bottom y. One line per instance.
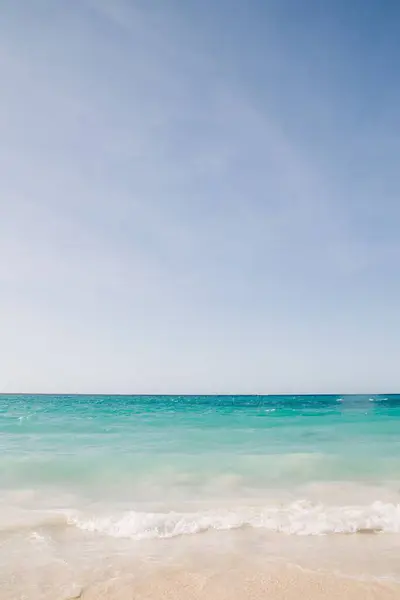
1, 0, 400, 394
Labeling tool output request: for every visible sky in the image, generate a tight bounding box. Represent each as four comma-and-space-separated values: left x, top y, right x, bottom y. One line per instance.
1, 0, 400, 394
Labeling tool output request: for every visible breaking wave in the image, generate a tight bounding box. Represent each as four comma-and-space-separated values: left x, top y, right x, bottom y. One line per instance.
69, 500, 400, 539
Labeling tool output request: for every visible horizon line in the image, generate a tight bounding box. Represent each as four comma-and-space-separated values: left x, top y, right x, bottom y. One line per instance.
1, 391, 398, 397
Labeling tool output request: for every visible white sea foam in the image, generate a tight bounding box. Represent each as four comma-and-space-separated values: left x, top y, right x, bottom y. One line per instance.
70, 501, 400, 539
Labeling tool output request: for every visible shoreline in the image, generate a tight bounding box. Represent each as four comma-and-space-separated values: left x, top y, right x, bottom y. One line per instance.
3, 545, 400, 600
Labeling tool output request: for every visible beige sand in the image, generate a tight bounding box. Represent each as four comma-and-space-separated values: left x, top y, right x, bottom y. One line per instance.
2, 560, 399, 600
77, 564, 399, 600
2, 534, 400, 600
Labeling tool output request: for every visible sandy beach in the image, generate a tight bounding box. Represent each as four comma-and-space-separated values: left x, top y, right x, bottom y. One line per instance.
3, 558, 399, 600
81, 565, 400, 600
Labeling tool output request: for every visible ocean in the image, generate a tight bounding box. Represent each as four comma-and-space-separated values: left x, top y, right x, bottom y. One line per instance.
1, 394, 400, 599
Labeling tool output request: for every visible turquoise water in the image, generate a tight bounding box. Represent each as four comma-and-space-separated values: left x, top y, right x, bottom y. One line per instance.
2, 394, 400, 490
1, 394, 400, 538
2, 394, 400, 488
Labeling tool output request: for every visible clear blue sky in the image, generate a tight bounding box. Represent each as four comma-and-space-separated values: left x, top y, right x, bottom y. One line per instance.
1, 0, 399, 394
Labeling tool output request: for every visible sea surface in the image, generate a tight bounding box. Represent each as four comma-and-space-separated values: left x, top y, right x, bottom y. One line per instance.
1, 394, 400, 599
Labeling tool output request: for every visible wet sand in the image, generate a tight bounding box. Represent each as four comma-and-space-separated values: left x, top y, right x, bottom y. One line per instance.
2, 554, 399, 600
55, 564, 400, 600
